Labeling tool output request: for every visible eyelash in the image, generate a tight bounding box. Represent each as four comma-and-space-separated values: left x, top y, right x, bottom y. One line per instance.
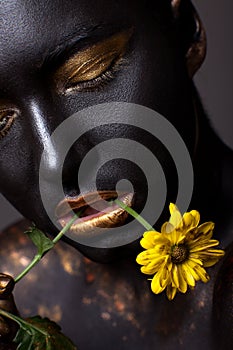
0, 109, 18, 139
63, 56, 126, 94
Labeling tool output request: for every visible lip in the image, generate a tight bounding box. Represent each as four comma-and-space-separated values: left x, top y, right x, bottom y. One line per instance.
55, 191, 134, 237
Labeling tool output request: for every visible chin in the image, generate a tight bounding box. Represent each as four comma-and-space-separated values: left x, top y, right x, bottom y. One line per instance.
63, 235, 140, 264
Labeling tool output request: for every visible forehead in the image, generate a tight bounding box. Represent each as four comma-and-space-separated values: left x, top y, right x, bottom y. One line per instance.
0, 0, 171, 97
0, 0, 153, 93
0, 0, 141, 60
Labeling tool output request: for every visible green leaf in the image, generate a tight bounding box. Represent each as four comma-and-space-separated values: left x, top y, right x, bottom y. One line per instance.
14, 329, 34, 350
25, 226, 54, 256
0, 310, 77, 350
13, 315, 77, 350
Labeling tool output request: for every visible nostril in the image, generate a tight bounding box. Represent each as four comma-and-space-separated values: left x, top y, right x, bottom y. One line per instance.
62, 149, 80, 196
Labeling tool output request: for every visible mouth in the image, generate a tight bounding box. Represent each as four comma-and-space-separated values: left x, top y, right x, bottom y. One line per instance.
55, 191, 134, 237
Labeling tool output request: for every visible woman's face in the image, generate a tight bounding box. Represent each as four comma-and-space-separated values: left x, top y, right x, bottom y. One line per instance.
0, 0, 196, 261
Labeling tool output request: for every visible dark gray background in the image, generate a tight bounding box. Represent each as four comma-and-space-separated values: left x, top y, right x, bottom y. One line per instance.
0, 0, 232, 231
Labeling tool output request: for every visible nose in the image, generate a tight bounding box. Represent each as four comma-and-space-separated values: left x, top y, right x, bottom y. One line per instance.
29, 100, 60, 175
24, 98, 98, 197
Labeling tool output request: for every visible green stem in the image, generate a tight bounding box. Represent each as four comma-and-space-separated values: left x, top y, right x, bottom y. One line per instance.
52, 212, 81, 244
14, 211, 82, 283
14, 254, 41, 284
114, 199, 155, 231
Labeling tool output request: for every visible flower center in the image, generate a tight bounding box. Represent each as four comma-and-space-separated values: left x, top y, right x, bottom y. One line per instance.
171, 244, 189, 264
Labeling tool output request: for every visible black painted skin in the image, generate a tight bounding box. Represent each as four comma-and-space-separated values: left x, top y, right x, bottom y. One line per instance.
0, 0, 232, 349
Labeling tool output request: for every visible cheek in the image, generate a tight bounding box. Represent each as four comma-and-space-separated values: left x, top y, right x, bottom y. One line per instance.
126, 43, 196, 152
0, 136, 39, 216
60, 28, 196, 153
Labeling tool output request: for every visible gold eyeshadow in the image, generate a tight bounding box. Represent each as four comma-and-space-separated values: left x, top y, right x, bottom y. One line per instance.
0, 103, 19, 139
0, 109, 17, 138
54, 28, 133, 93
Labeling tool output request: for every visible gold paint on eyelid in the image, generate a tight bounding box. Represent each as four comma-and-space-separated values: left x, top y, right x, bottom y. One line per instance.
54, 28, 133, 91
0, 108, 18, 138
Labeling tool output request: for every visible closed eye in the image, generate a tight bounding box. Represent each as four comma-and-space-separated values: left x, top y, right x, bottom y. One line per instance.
53, 28, 133, 94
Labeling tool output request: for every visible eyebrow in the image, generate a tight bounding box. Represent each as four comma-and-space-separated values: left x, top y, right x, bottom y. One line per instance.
40, 23, 129, 72
40, 24, 102, 70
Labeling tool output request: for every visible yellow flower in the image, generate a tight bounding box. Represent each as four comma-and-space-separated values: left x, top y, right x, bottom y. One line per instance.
136, 203, 225, 300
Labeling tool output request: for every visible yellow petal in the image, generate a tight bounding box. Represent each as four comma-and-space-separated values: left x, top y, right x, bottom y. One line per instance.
187, 226, 215, 246
204, 249, 225, 256
183, 210, 200, 229
197, 222, 215, 236
141, 266, 156, 275
151, 269, 167, 294
166, 259, 173, 272
177, 265, 188, 293
136, 251, 149, 265
136, 249, 160, 265
151, 277, 165, 294
176, 231, 186, 244
140, 256, 166, 275
194, 265, 210, 283
171, 264, 179, 288
169, 229, 176, 243
140, 238, 153, 249
189, 256, 203, 266
169, 203, 179, 214
188, 234, 213, 248
169, 229, 183, 245
140, 230, 162, 249
166, 284, 177, 300
190, 240, 219, 253
190, 210, 200, 227
169, 203, 183, 229
185, 227, 199, 242
182, 213, 193, 228
161, 222, 174, 234
182, 263, 196, 287
199, 249, 224, 266
185, 262, 200, 281
203, 258, 221, 267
